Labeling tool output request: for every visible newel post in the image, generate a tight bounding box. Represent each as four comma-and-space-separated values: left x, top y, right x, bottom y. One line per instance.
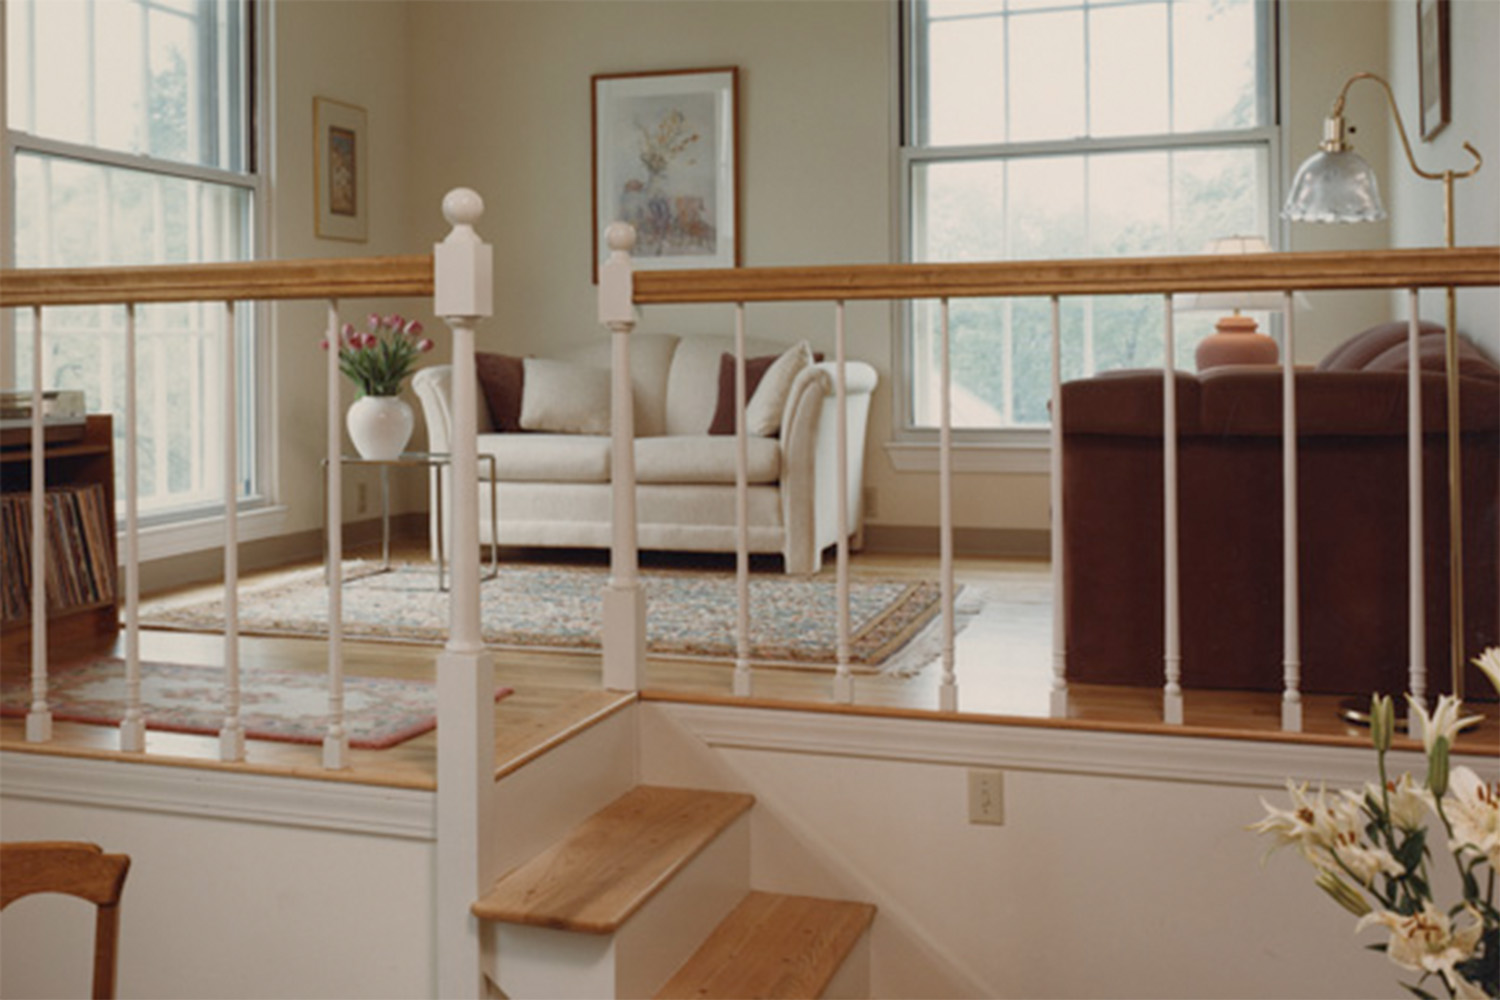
433, 187, 495, 1000
599, 223, 646, 691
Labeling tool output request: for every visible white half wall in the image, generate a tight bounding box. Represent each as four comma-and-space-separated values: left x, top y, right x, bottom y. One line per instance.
0, 755, 436, 1000
640, 702, 1492, 1000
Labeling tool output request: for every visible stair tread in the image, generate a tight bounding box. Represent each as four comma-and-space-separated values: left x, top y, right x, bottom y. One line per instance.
472, 785, 754, 934
654, 891, 876, 1000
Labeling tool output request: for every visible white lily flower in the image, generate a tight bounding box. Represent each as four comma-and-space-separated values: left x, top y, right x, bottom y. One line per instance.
1251, 780, 1342, 860
1355, 773, 1431, 832
1330, 830, 1405, 886
1474, 646, 1500, 698
1356, 903, 1484, 979
1407, 693, 1483, 756
1445, 766, 1500, 869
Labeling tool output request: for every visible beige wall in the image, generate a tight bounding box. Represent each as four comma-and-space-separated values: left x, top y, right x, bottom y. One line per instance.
186, 0, 1500, 558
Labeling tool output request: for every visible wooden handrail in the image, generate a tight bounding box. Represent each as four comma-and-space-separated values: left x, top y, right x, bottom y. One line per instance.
634, 246, 1500, 304
0, 255, 433, 307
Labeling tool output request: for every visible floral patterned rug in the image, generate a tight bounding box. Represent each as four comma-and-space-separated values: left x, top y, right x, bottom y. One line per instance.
140, 562, 979, 675
1, 658, 510, 748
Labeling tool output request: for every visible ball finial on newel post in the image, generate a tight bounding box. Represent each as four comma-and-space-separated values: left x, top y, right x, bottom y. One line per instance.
606, 222, 637, 256
442, 188, 485, 237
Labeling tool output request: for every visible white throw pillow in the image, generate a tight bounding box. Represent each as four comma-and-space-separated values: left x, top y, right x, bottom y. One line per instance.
519, 358, 611, 434
743, 341, 812, 436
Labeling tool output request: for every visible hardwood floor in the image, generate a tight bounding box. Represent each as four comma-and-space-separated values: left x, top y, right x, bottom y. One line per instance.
3, 541, 1494, 789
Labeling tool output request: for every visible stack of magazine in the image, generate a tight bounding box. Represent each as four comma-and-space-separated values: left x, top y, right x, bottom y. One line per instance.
0, 483, 116, 622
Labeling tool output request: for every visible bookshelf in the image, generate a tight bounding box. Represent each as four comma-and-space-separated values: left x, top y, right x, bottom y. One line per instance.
0, 414, 118, 661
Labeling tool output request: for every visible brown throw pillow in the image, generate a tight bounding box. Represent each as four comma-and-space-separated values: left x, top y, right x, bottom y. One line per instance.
475, 352, 524, 431
707, 349, 827, 435
707, 353, 780, 435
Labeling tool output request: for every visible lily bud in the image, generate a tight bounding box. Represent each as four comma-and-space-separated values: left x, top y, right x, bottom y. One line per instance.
1314, 869, 1372, 917
1369, 694, 1393, 753
1427, 737, 1450, 797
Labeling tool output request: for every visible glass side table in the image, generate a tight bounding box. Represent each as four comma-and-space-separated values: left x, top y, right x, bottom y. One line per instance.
322, 451, 499, 591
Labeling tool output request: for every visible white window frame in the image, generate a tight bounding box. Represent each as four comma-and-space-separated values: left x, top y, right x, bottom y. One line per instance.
0, 0, 277, 558
892, 0, 1282, 473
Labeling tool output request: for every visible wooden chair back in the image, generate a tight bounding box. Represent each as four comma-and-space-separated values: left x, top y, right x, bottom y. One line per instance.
1, 841, 132, 999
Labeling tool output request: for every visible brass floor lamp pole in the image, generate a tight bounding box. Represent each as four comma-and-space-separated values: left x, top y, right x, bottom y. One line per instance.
1284, 71, 1483, 703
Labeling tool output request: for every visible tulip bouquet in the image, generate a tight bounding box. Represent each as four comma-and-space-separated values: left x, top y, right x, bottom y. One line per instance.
1252, 648, 1500, 999
323, 313, 434, 397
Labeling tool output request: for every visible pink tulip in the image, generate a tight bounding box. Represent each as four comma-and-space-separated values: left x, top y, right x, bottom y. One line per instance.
366, 313, 382, 331
416, 338, 434, 353
386, 314, 404, 329
320, 339, 330, 350
404, 319, 424, 337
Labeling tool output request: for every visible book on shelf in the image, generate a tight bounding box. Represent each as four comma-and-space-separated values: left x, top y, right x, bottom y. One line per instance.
0, 482, 116, 623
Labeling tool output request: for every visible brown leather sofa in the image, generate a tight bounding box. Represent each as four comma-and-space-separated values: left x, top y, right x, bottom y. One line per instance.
1060, 323, 1499, 698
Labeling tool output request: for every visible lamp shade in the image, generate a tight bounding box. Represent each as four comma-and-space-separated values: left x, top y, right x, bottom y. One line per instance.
1282, 149, 1387, 223
1175, 235, 1285, 312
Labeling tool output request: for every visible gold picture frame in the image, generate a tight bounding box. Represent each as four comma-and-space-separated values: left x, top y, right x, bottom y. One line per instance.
314, 97, 368, 242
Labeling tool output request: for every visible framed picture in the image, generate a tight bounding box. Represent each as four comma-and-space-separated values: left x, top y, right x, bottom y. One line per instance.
592, 67, 739, 279
314, 97, 368, 242
1417, 0, 1450, 141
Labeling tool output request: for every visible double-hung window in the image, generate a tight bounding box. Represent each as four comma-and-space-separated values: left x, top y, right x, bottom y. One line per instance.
901, 0, 1277, 450
4, 0, 263, 526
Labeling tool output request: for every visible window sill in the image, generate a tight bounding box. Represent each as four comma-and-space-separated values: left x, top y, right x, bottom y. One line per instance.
883, 439, 1053, 475
128, 504, 292, 563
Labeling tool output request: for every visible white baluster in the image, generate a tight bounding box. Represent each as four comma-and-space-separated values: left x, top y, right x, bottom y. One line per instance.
324, 300, 348, 769
835, 301, 855, 706
1406, 291, 1427, 734
1280, 292, 1302, 732
733, 304, 752, 696
937, 299, 956, 712
27, 308, 51, 742
433, 187, 497, 1000
1161, 296, 1183, 725
1048, 295, 1068, 718
219, 301, 245, 761
598, 222, 646, 690
120, 304, 145, 751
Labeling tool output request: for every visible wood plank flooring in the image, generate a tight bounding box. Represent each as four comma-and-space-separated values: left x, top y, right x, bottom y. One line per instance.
2, 541, 1494, 790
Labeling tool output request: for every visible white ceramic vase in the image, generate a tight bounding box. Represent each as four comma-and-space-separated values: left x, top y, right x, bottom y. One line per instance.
346, 395, 414, 461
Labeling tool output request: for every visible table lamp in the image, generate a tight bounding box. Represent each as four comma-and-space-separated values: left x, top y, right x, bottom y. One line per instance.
1177, 235, 1283, 370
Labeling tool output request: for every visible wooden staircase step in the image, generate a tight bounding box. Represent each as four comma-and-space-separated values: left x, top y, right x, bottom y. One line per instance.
654, 891, 876, 1000
472, 785, 754, 934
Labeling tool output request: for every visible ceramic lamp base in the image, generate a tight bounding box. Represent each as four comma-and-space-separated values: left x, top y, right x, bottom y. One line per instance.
1196, 315, 1279, 370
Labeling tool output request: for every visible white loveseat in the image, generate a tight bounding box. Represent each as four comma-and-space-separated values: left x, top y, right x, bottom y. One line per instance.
412, 333, 877, 574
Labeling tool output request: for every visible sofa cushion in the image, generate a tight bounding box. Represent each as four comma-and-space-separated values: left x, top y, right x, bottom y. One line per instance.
1317, 320, 1444, 371
1362, 332, 1500, 379
520, 358, 611, 434
475, 352, 525, 432
745, 341, 813, 436
635, 435, 781, 485
479, 433, 611, 483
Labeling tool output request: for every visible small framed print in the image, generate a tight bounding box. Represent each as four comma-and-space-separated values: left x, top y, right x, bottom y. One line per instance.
1417, 0, 1450, 141
314, 97, 368, 242
592, 67, 739, 279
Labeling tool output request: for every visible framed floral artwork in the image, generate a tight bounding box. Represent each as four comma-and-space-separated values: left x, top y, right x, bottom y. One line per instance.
314, 97, 368, 242
592, 67, 739, 279
1417, 0, 1450, 141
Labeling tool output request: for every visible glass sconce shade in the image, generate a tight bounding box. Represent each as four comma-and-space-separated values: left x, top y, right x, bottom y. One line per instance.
1282, 149, 1388, 223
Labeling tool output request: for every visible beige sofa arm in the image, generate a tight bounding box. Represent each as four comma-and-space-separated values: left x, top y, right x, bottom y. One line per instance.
412, 364, 493, 456
778, 360, 879, 574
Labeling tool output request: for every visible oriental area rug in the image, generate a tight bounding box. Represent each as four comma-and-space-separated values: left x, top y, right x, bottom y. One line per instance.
0, 658, 510, 749
139, 562, 982, 676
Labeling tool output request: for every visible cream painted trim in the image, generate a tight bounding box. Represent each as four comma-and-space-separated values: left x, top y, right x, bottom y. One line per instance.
132, 503, 291, 562
649, 703, 1476, 789
0, 752, 435, 839
884, 439, 1050, 474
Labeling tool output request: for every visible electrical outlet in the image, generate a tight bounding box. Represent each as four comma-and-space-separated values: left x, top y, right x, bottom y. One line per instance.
968, 769, 1004, 826
863, 486, 879, 519
356, 482, 369, 515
